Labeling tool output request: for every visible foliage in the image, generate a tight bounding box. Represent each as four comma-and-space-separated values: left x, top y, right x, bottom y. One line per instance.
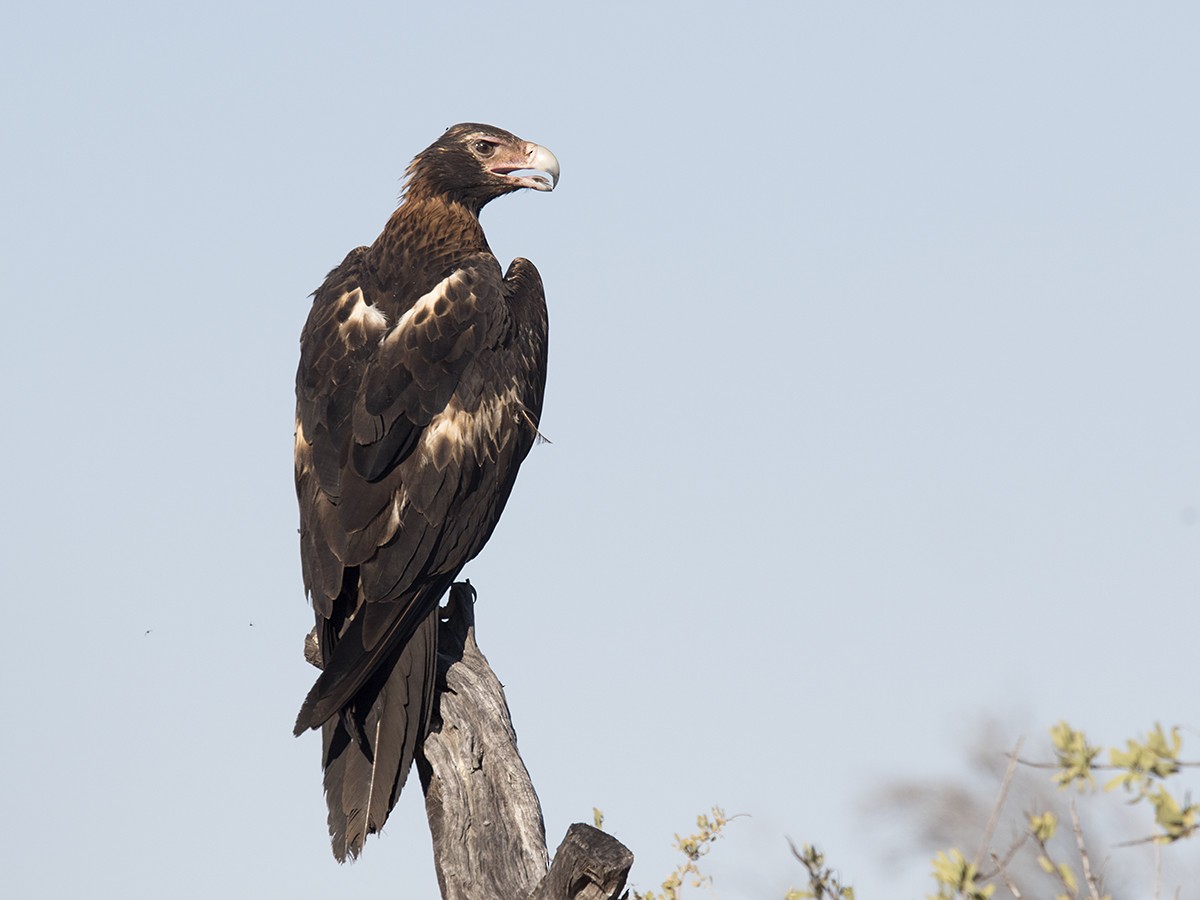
626, 723, 1197, 898
785, 841, 855, 899
1105, 724, 1182, 798
631, 807, 735, 900
1049, 722, 1101, 791
923, 721, 1199, 899
926, 848, 994, 900
628, 809, 857, 900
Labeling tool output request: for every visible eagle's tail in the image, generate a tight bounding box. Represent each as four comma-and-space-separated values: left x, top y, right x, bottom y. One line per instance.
316, 607, 439, 862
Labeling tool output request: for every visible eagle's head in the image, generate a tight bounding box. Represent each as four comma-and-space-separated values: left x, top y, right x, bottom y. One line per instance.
404, 123, 560, 212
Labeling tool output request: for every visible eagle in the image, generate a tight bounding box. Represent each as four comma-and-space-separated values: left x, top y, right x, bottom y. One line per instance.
293, 124, 559, 861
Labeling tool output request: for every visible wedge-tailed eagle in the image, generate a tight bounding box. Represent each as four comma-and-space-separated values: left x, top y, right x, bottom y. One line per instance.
293, 123, 559, 860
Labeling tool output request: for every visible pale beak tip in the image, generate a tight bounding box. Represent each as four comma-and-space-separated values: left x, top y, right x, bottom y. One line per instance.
530, 144, 560, 191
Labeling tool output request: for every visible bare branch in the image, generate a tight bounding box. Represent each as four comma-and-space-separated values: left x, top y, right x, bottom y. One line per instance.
1068, 799, 1103, 900
973, 738, 1024, 871
989, 850, 1024, 899
416, 583, 634, 900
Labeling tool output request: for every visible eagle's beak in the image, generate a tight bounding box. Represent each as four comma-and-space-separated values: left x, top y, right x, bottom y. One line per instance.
525, 144, 560, 191
491, 142, 560, 192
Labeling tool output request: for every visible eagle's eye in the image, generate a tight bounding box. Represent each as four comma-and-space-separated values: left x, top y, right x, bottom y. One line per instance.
472, 140, 497, 158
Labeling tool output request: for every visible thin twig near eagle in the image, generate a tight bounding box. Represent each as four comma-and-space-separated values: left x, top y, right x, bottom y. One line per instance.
293, 124, 559, 861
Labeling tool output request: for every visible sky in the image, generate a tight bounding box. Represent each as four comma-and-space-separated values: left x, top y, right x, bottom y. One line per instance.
2, 2, 1198, 897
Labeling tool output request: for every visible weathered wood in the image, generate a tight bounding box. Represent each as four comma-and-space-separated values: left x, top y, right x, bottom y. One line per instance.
419, 583, 634, 900
419, 582, 551, 899
309, 581, 634, 898
526, 824, 634, 900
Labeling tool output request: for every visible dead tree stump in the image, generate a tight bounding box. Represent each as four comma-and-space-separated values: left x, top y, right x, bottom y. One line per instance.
418, 582, 634, 900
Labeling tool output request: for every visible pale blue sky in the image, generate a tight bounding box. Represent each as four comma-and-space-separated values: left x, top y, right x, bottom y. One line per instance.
3, 2, 1198, 897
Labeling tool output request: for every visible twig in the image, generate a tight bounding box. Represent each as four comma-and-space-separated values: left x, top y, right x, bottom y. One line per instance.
973, 737, 1024, 871
988, 850, 1023, 899
1154, 840, 1161, 900
980, 831, 1028, 880
1015, 758, 1200, 770
1068, 799, 1103, 900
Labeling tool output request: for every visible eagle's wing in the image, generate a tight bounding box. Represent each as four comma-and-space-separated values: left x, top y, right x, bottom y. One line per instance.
294, 251, 512, 721
294, 250, 536, 860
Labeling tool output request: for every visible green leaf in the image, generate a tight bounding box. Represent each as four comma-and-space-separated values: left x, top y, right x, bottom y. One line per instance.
1029, 811, 1058, 842
1107, 724, 1183, 798
1149, 786, 1199, 842
1058, 862, 1078, 892
929, 849, 993, 899
1050, 722, 1100, 790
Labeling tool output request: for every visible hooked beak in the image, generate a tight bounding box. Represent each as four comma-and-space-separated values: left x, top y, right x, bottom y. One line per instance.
491, 142, 560, 192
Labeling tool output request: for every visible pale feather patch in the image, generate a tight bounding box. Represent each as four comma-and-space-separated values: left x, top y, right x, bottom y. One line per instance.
383, 270, 476, 347
294, 419, 311, 469
375, 491, 404, 547
338, 288, 389, 345
421, 386, 520, 470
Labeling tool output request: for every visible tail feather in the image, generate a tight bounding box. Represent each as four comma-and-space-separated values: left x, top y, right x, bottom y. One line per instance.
294, 574, 454, 737
294, 602, 415, 737
320, 608, 440, 861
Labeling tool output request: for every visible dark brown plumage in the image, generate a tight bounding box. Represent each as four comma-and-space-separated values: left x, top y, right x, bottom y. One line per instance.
293, 123, 559, 861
